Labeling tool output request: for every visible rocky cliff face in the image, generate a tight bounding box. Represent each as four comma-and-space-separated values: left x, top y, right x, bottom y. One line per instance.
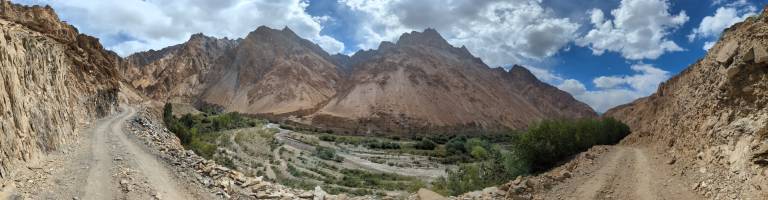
121, 34, 239, 102
311, 29, 596, 134
605, 8, 768, 198
201, 26, 343, 115
122, 27, 595, 135
0, 0, 119, 178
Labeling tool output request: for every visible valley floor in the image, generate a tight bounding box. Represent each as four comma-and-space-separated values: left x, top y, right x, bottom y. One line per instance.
3, 106, 216, 200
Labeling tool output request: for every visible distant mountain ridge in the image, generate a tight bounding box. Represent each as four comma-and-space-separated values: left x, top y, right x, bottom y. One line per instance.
121, 26, 597, 135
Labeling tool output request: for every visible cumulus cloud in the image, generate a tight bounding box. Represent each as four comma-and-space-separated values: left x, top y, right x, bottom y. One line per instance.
688, 2, 756, 50
553, 64, 670, 112
339, 0, 580, 67
576, 0, 689, 60
525, 66, 565, 84
17, 0, 345, 56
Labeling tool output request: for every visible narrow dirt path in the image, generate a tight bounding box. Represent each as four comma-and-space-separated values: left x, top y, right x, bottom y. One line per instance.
108, 107, 191, 200
83, 109, 123, 200
6, 106, 213, 200
552, 146, 700, 200
573, 147, 626, 199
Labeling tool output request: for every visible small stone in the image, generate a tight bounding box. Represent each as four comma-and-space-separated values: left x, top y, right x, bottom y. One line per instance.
666, 158, 676, 165
299, 191, 314, 199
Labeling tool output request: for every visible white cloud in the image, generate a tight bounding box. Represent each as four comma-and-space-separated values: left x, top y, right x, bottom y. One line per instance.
555, 64, 670, 112
689, 2, 756, 50
339, 0, 580, 67
576, 0, 689, 60
524, 66, 564, 84
557, 79, 587, 95
17, 0, 345, 56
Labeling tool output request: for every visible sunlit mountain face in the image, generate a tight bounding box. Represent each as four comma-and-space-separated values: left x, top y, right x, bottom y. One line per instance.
17, 0, 764, 112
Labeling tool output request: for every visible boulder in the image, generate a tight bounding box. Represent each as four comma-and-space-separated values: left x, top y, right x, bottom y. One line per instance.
313, 186, 326, 200
717, 41, 739, 63
416, 188, 446, 200
755, 45, 768, 64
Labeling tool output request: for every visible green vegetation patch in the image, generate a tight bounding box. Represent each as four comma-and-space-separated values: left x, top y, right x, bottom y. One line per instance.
432, 118, 630, 196
163, 103, 265, 159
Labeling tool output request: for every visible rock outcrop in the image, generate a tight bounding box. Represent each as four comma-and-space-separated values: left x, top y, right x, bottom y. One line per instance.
122, 27, 596, 135
604, 8, 768, 199
0, 0, 120, 178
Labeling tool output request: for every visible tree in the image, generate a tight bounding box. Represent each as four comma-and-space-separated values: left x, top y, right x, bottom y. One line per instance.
163, 103, 173, 125
470, 146, 488, 160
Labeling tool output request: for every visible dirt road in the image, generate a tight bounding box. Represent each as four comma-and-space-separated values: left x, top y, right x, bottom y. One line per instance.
8, 106, 200, 200
547, 146, 701, 200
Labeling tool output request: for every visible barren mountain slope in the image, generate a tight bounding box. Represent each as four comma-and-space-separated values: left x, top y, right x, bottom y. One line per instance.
200, 26, 343, 115
311, 29, 596, 134
604, 8, 768, 199
0, 0, 120, 178
121, 27, 594, 134
121, 34, 239, 102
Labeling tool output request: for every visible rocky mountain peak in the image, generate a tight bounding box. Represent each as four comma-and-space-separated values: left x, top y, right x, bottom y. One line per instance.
188, 32, 212, 41
508, 65, 540, 83
396, 28, 452, 49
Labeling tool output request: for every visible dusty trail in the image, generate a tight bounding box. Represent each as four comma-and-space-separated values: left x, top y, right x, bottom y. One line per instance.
553, 146, 700, 200
107, 107, 191, 200
9, 106, 198, 200
83, 112, 121, 200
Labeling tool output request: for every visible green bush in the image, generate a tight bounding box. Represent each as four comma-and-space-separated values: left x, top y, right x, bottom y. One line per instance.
314, 146, 343, 162
319, 135, 336, 142
413, 138, 436, 150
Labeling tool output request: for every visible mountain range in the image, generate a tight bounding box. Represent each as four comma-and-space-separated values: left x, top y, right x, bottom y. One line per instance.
121, 26, 596, 135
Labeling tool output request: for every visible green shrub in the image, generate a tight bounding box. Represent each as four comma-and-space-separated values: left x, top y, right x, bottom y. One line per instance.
445, 137, 467, 155
413, 138, 437, 150
319, 135, 336, 142
314, 146, 343, 162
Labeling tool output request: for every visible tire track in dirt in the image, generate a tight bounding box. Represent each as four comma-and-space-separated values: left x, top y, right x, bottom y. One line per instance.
110, 107, 192, 200
573, 147, 627, 199
569, 146, 700, 200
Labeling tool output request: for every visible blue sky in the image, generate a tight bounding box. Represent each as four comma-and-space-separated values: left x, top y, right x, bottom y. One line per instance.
14, 0, 768, 112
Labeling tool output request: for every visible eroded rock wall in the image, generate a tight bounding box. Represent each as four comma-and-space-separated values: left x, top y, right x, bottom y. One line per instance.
0, 0, 119, 178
